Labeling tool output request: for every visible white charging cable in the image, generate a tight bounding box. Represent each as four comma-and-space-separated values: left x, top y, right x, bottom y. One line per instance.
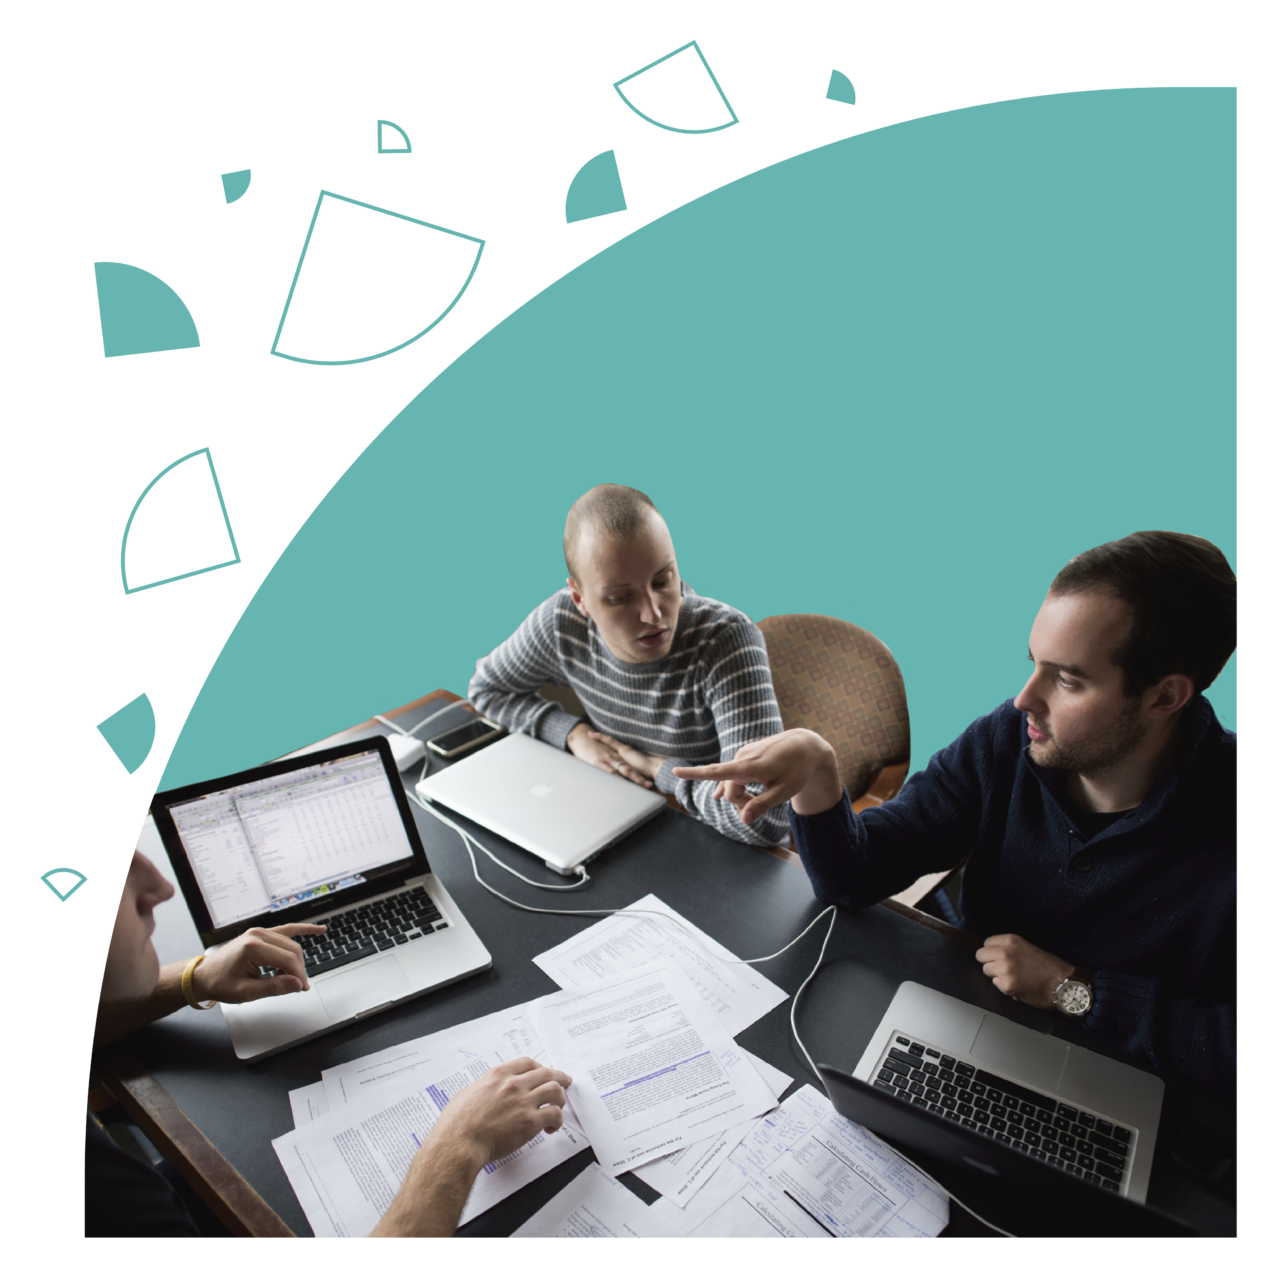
410, 791, 1014, 1237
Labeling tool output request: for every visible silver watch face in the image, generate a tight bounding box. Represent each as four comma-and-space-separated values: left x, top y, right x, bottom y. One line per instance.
1056, 979, 1092, 1017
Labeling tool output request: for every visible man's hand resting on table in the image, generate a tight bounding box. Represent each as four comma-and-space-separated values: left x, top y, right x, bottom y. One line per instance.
672, 728, 843, 824
370, 1057, 573, 1237
976, 934, 1075, 1011
566, 721, 664, 789
194, 922, 329, 1003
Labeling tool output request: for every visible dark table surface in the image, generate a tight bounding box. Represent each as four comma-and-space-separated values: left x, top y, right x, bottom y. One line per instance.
125, 704, 1236, 1237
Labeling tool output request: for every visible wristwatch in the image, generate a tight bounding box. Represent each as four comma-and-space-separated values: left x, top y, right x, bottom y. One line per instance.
1052, 967, 1095, 1018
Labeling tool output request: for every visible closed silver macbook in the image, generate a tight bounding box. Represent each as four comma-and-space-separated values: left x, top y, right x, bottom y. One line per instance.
416, 732, 667, 874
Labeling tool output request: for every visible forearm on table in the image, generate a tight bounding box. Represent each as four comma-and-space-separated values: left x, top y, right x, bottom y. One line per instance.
94, 960, 198, 1047
468, 627, 579, 746
369, 1137, 484, 1237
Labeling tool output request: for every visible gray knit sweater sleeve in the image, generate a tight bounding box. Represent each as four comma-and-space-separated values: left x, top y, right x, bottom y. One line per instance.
467, 595, 582, 748
654, 621, 789, 849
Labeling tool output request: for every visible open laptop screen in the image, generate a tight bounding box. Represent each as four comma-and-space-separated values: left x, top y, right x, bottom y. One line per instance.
153, 737, 427, 943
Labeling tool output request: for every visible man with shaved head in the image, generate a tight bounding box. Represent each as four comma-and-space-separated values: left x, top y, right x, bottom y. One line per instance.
468, 484, 789, 848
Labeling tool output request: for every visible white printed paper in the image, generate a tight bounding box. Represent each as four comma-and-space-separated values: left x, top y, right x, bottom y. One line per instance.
272, 1047, 585, 1236
321, 1003, 536, 1109
531, 894, 787, 1038
651, 1085, 949, 1238
511, 1162, 662, 1238
633, 1049, 793, 1206
288, 1080, 330, 1127
528, 962, 778, 1176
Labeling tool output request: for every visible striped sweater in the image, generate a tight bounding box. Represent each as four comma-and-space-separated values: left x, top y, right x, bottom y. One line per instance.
468, 584, 789, 848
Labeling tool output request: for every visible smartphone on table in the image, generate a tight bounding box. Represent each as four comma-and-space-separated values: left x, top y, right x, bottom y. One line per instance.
426, 716, 506, 759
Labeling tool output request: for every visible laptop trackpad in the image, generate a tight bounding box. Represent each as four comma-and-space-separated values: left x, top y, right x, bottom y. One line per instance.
316, 957, 411, 1022
969, 1014, 1069, 1092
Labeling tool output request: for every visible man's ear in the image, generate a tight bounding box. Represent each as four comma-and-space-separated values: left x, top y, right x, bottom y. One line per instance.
1147, 673, 1196, 720
567, 576, 590, 620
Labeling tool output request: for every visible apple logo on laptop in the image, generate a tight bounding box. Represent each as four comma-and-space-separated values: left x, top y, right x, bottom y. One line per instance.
529, 783, 553, 798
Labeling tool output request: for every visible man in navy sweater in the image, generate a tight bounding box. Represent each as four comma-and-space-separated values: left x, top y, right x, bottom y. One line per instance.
674, 532, 1235, 1092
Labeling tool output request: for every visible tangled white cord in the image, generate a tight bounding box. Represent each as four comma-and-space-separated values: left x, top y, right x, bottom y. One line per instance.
409, 790, 1015, 1236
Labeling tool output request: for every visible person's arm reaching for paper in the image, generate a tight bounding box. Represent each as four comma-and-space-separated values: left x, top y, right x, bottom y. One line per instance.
370, 1057, 573, 1237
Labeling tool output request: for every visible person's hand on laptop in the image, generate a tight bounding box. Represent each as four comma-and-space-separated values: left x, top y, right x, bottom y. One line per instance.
975, 934, 1075, 1011
194, 921, 329, 1003
566, 721, 659, 789
673, 728, 844, 824
370, 1056, 573, 1237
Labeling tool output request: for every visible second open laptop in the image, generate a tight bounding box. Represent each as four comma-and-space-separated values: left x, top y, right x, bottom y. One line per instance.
151, 736, 491, 1061
816, 982, 1189, 1235
416, 731, 668, 875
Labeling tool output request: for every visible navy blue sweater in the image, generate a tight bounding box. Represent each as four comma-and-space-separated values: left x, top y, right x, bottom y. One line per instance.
789, 696, 1236, 1092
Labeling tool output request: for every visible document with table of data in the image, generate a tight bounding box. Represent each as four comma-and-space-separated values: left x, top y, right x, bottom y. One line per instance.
648, 1085, 950, 1238
272, 1044, 586, 1236
531, 893, 788, 1038
319, 1002, 537, 1109
632, 1048, 793, 1207
528, 961, 780, 1175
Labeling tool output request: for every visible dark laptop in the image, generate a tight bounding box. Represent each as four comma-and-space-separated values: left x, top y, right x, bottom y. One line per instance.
816, 1063, 1193, 1236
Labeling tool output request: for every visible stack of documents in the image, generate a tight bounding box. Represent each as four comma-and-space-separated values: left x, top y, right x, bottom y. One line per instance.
272, 895, 948, 1237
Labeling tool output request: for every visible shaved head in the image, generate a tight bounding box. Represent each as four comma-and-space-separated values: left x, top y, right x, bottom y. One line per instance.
564, 484, 661, 578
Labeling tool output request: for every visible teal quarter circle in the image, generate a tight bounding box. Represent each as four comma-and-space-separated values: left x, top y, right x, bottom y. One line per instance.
120, 445, 241, 593
613, 40, 739, 134
94, 262, 200, 358
221, 169, 251, 203
566, 150, 627, 223
41, 868, 88, 902
827, 71, 856, 105
268, 188, 483, 366
98, 693, 156, 775
377, 120, 412, 153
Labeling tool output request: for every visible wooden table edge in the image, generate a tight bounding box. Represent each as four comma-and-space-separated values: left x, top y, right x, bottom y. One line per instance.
95, 1046, 294, 1238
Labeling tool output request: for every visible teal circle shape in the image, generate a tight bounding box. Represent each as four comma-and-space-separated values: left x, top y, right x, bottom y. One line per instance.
163, 90, 1235, 790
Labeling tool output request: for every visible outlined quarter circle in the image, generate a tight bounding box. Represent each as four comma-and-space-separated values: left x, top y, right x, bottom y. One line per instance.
120, 447, 241, 594
613, 39, 739, 134
270, 190, 486, 365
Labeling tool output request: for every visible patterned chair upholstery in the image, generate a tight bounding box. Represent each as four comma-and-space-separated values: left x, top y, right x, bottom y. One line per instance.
756, 614, 910, 805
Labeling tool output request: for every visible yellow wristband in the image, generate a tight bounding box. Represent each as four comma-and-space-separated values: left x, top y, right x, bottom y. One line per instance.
181, 955, 218, 1010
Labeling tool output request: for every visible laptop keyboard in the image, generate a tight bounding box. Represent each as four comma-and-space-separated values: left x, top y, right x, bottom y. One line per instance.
872, 1032, 1134, 1194
258, 885, 447, 980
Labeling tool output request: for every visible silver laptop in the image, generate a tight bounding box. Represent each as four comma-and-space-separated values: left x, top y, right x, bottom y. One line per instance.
416, 731, 667, 874
852, 982, 1164, 1200
151, 736, 491, 1061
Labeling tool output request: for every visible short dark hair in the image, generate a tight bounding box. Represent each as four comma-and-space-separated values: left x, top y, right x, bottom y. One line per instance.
564, 484, 660, 577
1049, 531, 1236, 696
